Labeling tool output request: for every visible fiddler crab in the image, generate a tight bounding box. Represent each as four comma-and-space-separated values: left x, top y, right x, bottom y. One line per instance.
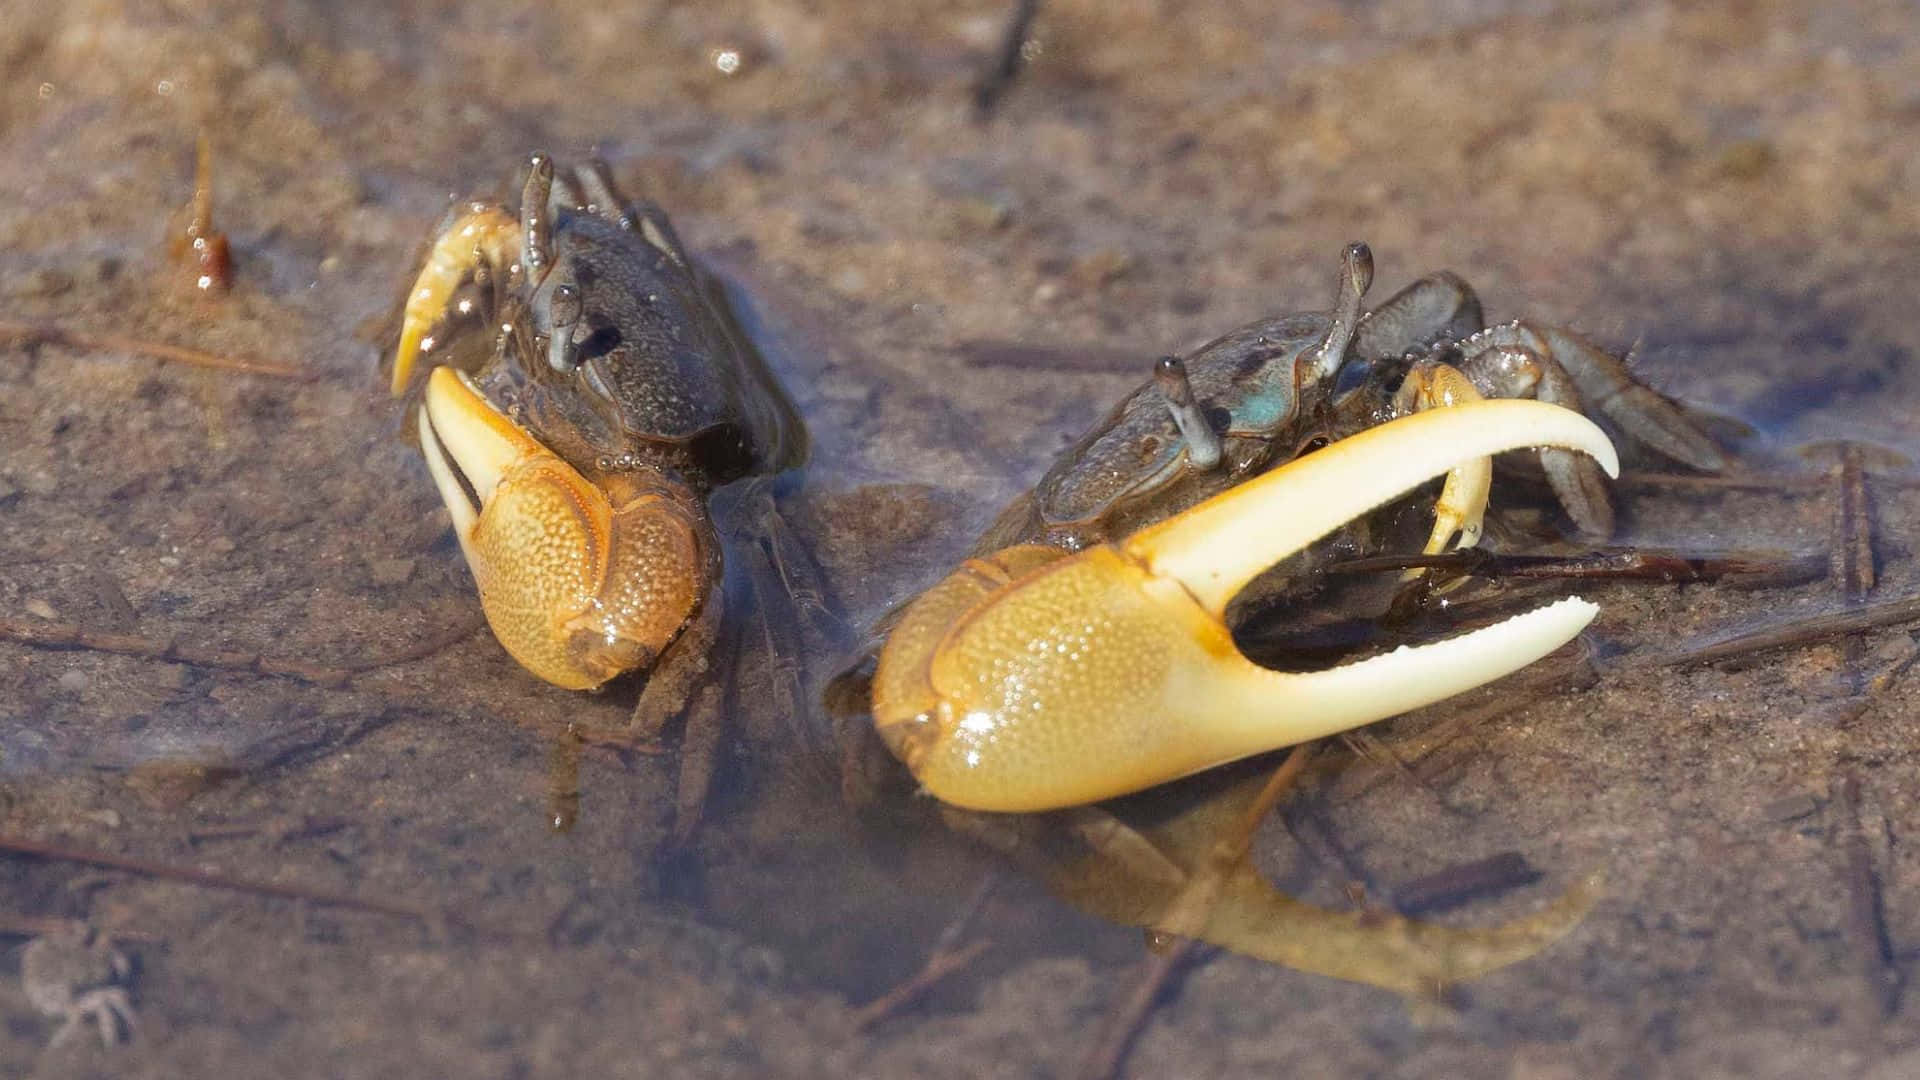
388, 154, 805, 827
21, 924, 137, 1048
869, 242, 1723, 814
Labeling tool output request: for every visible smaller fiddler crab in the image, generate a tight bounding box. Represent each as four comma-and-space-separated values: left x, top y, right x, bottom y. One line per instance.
388, 154, 805, 828
870, 243, 1723, 813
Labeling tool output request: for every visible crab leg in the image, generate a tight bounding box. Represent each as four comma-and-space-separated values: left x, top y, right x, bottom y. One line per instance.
1394, 360, 1493, 559
874, 399, 1618, 813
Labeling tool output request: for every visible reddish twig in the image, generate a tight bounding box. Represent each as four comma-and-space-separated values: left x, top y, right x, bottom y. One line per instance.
0, 613, 485, 687
0, 833, 450, 928
0, 319, 313, 380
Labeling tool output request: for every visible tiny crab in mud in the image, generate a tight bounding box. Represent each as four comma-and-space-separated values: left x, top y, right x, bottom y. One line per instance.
389, 154, 806, 832
20, 924, 137, 1048
870, 242, 1722, 814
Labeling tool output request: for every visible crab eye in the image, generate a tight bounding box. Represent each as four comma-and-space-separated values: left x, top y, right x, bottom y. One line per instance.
574, 323, 623, 362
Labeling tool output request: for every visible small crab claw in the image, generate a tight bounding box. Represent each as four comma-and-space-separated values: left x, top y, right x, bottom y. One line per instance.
417, 366, 712, 690
390, 206, 521, 396
874, 399, 1620, 812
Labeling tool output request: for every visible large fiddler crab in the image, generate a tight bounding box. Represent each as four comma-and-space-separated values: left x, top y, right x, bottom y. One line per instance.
387, 153, 805, 827
870, 242, 1723, 814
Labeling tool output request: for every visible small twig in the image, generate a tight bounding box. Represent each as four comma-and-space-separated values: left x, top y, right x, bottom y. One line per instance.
954, 339, 1145, 373
1326, 689, 1553, 807
1636, 594, 1920, 670
0, 613, 485, 687
1835, 443, 1877, 601
1837, 775, 1902, 1017
1613, 470, 1826, 495
852, 873, 1002, 1031
1393, 852, 1542, 917
0, 319, 313, 380
1283, 798, 1384, 902
0, 833, 449, 928
1075, 745, 1314, 1080
1330, 547, 1824, 588
972, 0, 1041, 120
1074, 941, 1201, 1080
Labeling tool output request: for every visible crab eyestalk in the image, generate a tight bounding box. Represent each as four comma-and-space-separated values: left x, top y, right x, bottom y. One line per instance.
1154, 355, 1223, 470
416, 366, 713, 689
873, 399, 1620, 813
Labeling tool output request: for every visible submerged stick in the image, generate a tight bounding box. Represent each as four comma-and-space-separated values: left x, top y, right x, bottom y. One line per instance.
0, 833, 448, 927
0, 319, 312, 380
0, 614, 486, 687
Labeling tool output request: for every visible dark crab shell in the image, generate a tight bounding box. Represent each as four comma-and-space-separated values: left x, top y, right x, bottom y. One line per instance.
460, 170, 806, 494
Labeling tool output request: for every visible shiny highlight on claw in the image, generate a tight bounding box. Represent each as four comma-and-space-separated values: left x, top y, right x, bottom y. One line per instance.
417, 367, 710, 690
872, 399, 1621, 813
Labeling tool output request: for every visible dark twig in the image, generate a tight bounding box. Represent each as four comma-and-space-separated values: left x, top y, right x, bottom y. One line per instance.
0, 833, 450, 927
1393, 852, 1542, 917
1074, 940, 1202, 1080
0, 319, 313, 380
1837, 775, 1902, 1017
0, 613, 486, 687
1330, 547, 1824, 588
1835, 443, 1877, 601
1612, 470, 1825, 495
972, 0, 1041, 120
1637, 594, 1920, 670
1075, 745, 1314, 1080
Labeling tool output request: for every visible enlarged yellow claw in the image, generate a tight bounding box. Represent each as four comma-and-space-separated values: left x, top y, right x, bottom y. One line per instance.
391, 206, 520, 396
417, 366, 713, 689
874, 399, 1621, 813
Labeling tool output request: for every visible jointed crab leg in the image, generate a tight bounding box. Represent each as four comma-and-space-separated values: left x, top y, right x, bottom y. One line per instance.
1394, 359, 1494, 561
874, 399, 1619, 813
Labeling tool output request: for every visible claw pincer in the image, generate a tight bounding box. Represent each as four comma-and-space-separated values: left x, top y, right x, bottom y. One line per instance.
416, 366, 711, 689
874, 400, 1620, 812
388, 155, 800, 712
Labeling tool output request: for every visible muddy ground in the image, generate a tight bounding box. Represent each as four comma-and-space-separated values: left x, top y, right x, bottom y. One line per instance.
2, 0, 1919, 1076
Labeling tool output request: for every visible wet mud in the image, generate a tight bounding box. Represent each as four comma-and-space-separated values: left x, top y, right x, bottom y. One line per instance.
3, 0, 1920, 1075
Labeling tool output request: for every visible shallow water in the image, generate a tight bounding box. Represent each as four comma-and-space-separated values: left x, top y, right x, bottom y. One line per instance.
4, 0, 1920, 1075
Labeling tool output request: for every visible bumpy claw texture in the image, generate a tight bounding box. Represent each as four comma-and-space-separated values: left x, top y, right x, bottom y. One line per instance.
419, 367, 711, 690
874, 399, 1619, 813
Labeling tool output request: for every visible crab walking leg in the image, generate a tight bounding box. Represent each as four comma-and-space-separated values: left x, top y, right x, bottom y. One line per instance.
1394, 360, 1494, 570
875, 399, 1619, 813
390, 206, 520, 395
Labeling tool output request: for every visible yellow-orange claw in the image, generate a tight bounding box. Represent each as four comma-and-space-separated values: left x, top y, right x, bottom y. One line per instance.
417, 367, 712, 689
873, 399, 1622, 813
390, 206, 521, 396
